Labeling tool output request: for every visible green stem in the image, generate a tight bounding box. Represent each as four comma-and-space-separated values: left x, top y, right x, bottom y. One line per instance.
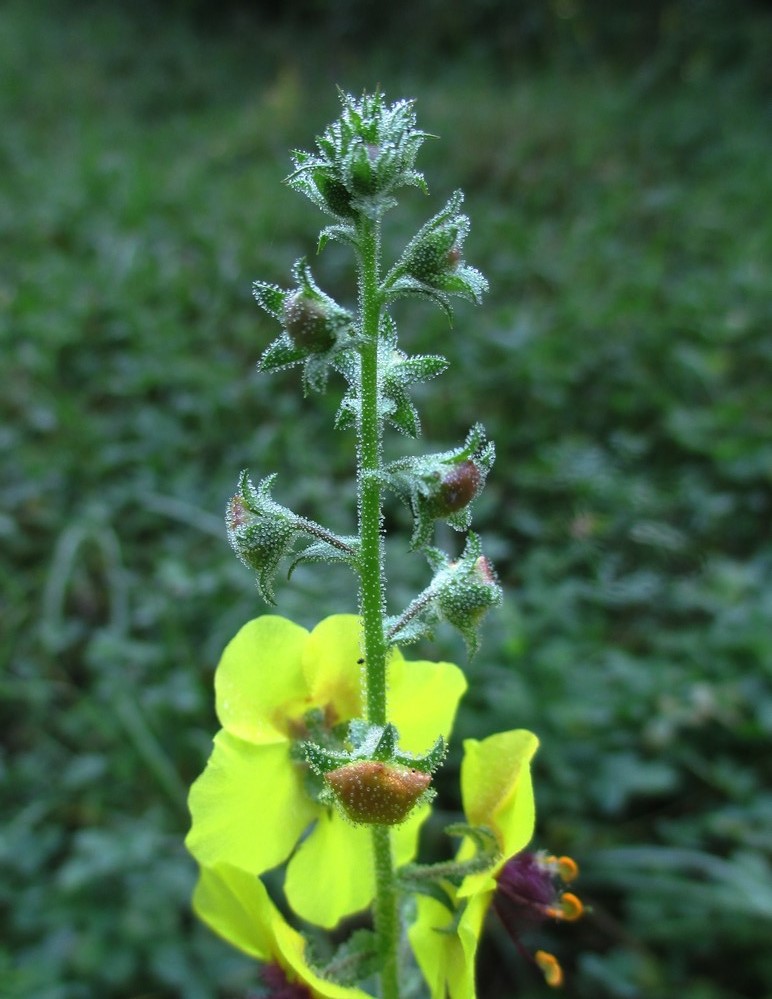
356, 215, 399, 999
356, 215, 388, 724
371, 824, 400, 999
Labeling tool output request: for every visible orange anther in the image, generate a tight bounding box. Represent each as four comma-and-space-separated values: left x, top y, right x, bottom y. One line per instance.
557, 855, 579, 881
535, 950, 564, 988
559, 892, 584, 921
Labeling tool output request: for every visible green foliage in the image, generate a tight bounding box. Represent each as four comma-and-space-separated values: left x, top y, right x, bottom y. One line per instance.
2, 0, 771, 996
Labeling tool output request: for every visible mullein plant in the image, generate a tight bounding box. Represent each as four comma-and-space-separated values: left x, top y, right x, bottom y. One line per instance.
186, 91, 582, 999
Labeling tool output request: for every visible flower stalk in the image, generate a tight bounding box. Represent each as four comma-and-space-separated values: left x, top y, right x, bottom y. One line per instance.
185, 91, 580, 999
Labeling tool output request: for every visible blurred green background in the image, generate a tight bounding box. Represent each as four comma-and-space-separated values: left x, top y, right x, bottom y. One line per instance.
2, 1, 771, 996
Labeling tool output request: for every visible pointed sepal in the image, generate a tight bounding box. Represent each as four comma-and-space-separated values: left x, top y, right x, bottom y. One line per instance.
383, 190, 489, 320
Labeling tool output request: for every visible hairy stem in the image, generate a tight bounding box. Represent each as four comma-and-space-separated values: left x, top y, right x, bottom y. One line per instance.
356, 215, 399, 999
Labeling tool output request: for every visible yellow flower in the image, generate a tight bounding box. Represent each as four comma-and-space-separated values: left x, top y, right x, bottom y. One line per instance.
193, 862, 372, 998
186, 614, 467, 929
407, 729, 539, 999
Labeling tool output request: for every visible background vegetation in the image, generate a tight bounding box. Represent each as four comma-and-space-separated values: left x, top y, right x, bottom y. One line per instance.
2, 1, 771, 996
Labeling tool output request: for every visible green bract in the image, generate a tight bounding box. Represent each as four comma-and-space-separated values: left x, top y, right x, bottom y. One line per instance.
334, 315, 449, 438
186, 615, 467, 929
408, 730, 539, 999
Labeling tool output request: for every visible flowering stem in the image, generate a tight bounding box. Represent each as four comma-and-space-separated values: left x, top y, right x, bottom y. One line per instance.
356, 214, 399, 999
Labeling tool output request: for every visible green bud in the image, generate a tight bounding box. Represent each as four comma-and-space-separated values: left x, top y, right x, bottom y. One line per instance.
428, 534, 503, 655
383, 190, 489, 319
288, 92, 429, 221
283, 290, 338, 353
403, 227, 461, 284
225, 472, 300, 604
312, 169, 357, 219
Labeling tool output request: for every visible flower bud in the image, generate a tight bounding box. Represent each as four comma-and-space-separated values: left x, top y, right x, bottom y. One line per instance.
282, 291, 338, 353
404, 226, 460, 284
384, 190, 489, 318
288, 93, 429, 221
227, 494, 295, 575
226, 472, 301, 604
431, 459, 482, 516
325, 760, 431, 825
383, 425, 494, 550
312, 169, 357, 220
433, 545, 502, 654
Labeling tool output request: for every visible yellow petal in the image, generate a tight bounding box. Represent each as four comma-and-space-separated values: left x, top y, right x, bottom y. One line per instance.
193, 864, 372, 998
284, 811, 375, 928
192, 863, 276, 960
461, 729, 538, 858
409, 890, 479, 999
186, 731, 316, 874
215, 616, 311, 744
389, 655, 468, 754
302, 615, 364, 723
285, 804, 429, 928
408, 877, 492, 999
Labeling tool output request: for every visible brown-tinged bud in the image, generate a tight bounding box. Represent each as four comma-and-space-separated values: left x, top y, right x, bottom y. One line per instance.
325, 760, 431, 825
282, 291, 338, 353
226, 472, 300, 604
433, 459, 482, 515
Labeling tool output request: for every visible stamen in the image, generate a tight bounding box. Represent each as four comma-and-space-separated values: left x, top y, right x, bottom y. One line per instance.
555, 855, 579, 883
535, 950, 564, 988
545, 891, 583, 922
544, 853, 579, 883
558, 892, 584, 921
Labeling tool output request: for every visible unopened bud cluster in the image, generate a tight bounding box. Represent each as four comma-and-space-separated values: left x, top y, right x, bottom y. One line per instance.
288, 91, 429, 222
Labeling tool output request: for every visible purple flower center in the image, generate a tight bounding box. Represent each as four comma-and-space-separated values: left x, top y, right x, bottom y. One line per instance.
260, 963, 313, 999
